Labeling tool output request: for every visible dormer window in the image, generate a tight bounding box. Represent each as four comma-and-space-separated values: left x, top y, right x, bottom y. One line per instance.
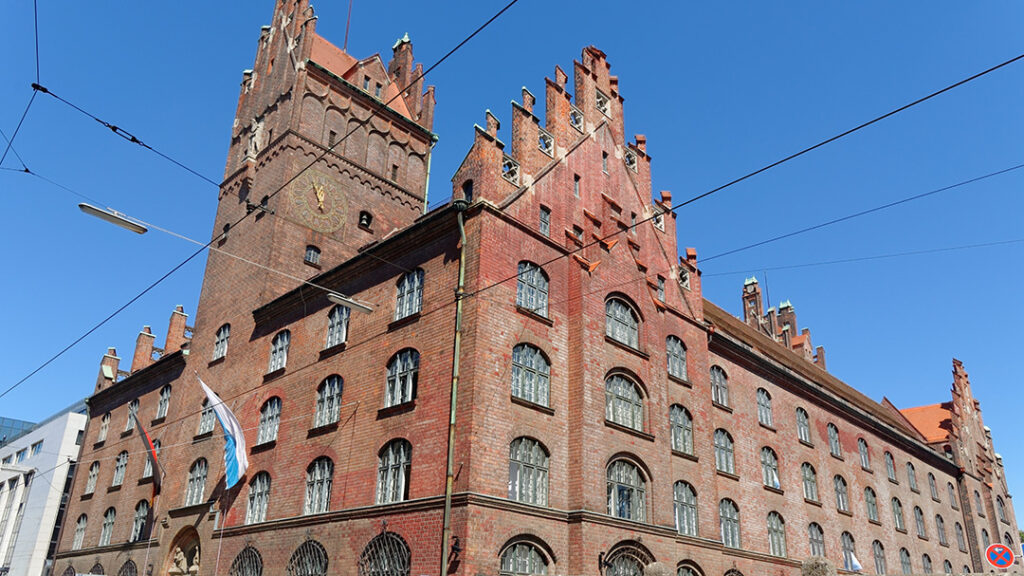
305, 245, 321, 266
595, 89, 610, 116
624, 149, 638, 172
359, 211, 374, 230
569, 106, 584, 133
538, 129, 554, 157
501, 156, 520, 186
363, 76, 370, 90
375, 83, 382, 98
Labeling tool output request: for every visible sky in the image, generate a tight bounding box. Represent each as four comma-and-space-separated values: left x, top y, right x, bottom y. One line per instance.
2, 2, 1023, 505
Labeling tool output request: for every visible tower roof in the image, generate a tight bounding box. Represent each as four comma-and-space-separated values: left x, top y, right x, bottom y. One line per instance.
899, 403, 952, 443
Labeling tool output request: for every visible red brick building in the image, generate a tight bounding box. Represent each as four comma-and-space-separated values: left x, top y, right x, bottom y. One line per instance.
52, 2, 1018, 576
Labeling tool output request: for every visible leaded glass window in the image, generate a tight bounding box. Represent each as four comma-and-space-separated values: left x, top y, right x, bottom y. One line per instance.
268, 330, 290, 372
761, 447, 780, 489
500, 543, 547, 576
85, 462, 99, 494
247, 472, 271, 525
72, 515, 87, 550
674, 481, 698, 536
892, 498, 905, 531
256, 397, 281, 445
394, 269, 424, 320
858, 438, 871, 469
100, 507, 116, 546
768, 512, 786, 557
315, 376, 343, 427
719, 499, 740, 548
714, 429, 734, 474
808, 523, 825, 556
130, 500, 149, 542
710, 366, 729, 407
802, 463, 818, 501
827, 423, 842, 457
796, 408, 811, 443
670, 405, 693, 455
385, 349, 419, 407
666, 336, 686, 380
213, 324, 230, 360
607, 460, 645, 521
834, 475, 849, 512
509, 437, 548, 506
865, 487, 878, 522
605, 374, 643, 431
756, 389, 773, 427
872, 541, 886, 575
605, 298, 639, 348
841, 532, 856, 571
289, 540, 329, 576
326, 305, 350, 348
377, 440, 411, 504
157, 385, 171, 419
516, 262, 549, 317
304, 457, 333, 514
112, 451, 128, 487
511, 344, 550, 407
185, 459, 207, 506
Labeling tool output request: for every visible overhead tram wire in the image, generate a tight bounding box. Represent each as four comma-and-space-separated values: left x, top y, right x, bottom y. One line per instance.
0, 91, 37, 167
467, 50, 1024, 301
1, 0, 522, 398
0, 126, 29, 171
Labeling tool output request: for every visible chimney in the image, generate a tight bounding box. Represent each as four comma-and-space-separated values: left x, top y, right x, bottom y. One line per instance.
165, 305, 189, 353
554, 65, 568, 90
815, 346, 827, 370
485, 110, 500, 137
131, 326, 156, 373
522, 87, 535, 114
95, 347, 120, 392
685, 247, 697, 267
635, 134, 647, 153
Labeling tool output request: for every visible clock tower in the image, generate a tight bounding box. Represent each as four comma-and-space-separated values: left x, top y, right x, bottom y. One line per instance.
191, 0, 437, 365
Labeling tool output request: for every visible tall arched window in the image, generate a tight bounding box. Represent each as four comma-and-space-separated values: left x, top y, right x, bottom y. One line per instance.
268, 330, 290, 372
767, 512, 786, 557
907, 463, 919, 491
928, 472, 939, 501
377, 440, 412, 504
914, 506, 927, 538
840, 532, 856, 571
315, 375, 343, 427
605, 297, 640, 348
808, 523, 825, 556
834, 475, 849, 512
954, 522, 966, 551
607, 460, 645, 521
256, 397, 281, 445
885, 451, 897, 481
710, 366, 729, 407
246, 472, 271, 525
157, 385, 172, 419
892, 498, 905, 531
130, 500, 149, 542
756, 389, 773, 427
975, 490, 984, 515
943, 560, 953, 575
394, 268, 424, 320
198, 399, 215, 435
802, 463, 818, 501
935, 515, 947, 546
796, 408, 811, 443
185, 458, 207, 506
304, 457, 333, 514
761, 447, 780, 489
325, 305, 350, 348
100, 507, 116, 546
511, 344, 550, 407
677, 563, 703, 576
948, 483, 958, 509
899, 548, 912, 575
213, 323, 230, 360
922, 554, 932, 574
673, 481, 698, 536
669, 405, 693, 455
719, 499, 740, 548
72, 515, 87, 550
666, 336, 687, 380
981, 528, 990, 548
500, 542, 548, 576
1004, 532, 1014, 549
827, 423, 842, 457
124, 399, 139, 431
143, 440, 160, 478
85, 462, 99, 494
872, 541, 886, 575
605, 374, 643, 431
516, 262, 549, 317
112, 451, 128, 487
358, 532, 411, 576
509, 437, 548, 506
858, 438, 871, 469
288, 540, 329, 576
865, 487, 879, 521
997, 496, 1007, 522
385, 349, 419, 407
98, 412, 110, 443
714, 429, 735, 474
229, 546, 263, 576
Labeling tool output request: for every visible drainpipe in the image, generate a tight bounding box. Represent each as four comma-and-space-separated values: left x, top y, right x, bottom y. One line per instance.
423, 135, 439, 214
440, 198, 468, 576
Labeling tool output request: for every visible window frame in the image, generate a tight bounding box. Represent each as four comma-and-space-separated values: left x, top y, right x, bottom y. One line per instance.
767, 511, 787, 557
802, 463, 818, 502
377, 439, 412, 504
509, 437, 549, 507
156, 385, 172, 419
761, 447, 780, 489
756, 388, 773, 427
796, 408, 811, 444
605, 373, 644, 432
246, 471, 271, 525
827, 423, 842, 458
605, 297, 640, 349
719, 499, 741, 549
213, 323, 230, 360
666, 336, 687, 381
607, 459, 646, 522
315, 375, 343, 428
516, 262, 549, 318
325, 305, 350, 349
673, 481, 698, 537
394, 268, 425, 321
185, 458, 208, 507
669, 405, 694, 456
714, 429, 735, 475
304, 457, 334, 515
267, 330, 291, 373
710, 366, 729, 408
834, 475, 849, 512
256, 397, 282, 445
385, 349, 420, 407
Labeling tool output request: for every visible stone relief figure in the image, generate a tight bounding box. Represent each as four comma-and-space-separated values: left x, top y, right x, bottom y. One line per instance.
169, 546, 188, 574
246, 118, 266, 159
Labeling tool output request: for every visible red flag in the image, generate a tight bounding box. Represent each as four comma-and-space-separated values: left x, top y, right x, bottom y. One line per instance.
134, 416, 162, 496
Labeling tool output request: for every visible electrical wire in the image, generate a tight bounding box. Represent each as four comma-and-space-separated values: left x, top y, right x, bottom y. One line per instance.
467, 50, 1024, 301
0, 126, 29, 171
33, 0, 41, 84
0, 91, 37, 167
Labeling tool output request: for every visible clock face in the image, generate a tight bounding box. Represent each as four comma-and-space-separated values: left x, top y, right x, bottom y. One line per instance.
291, 171, 347, 233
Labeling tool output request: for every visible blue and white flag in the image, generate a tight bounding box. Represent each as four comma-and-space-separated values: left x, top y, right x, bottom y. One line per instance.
849, 553, 863, 572
198, 376, 249, 490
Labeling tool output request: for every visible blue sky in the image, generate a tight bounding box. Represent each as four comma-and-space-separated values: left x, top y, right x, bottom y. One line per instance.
2, 3, 1022, 503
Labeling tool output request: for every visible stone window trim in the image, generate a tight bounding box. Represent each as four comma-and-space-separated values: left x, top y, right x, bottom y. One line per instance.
502, 155, 521, 186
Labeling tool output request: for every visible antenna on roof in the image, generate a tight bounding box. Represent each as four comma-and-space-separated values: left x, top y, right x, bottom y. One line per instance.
762, 271, 772, 311
343, 0, 354, 51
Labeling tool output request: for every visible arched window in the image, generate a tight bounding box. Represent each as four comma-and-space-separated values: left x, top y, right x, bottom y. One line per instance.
1004, 532, 1014, 548
907, 463, 919, 491
359, 211, 374, 230
325, 305, 350, 348
719, 499, 740, 548
288, 539, 329, 576
606, 552, 643, 576
72, 514, 87, 550
358, 532, 411, 576
268, 330, 291, 372
185, 458, 208, 506
605, 374, 643, 431
935, 515, 947, 545
975, 490, 984, 515
256, 397, 281, 445
213, 323, 231, 360
948, 482, 958, 509
942, 560, 953, 575
872, 541, 886, 575
899, 548, 912, 575
710, 366, 729, 407
841, 532, 856, 571
761, 447, 780, 489
669, 405, 693, 455
98, 412, 110, 443
124, 399, 139, 431
677, 562, 703, 576
394, 268, 424, 320
112, 451, 128, 486
922, 554, 933, 574
117, 562, 137, 576
229, 546, 263, 576
377, 439, 412, 504
304, 245, 321, 265
516, 262, 549, 317
85, 462, 99, 494
100, 507, 116, 546
858, 438, 871, 469
90, 564, 105, 576
61, 566, 76, 576
997, 496, 1007, 522
827, 423, 842, 457
143, 440, 160, 478
673, 481, 698, 536
834, 475, 849, 512
511, 344, 550, 407
198, 399, 216, 435
928, 472, 939, 500
808, 523, 825, 556
796, 408, 811, 443
981, 528, 990, 549
304, 457, 333, 514
714, 429, 735, 474
509, 437, 548, 506
157, 385, 172, 419
756, 389, 773, 427
666, 336, 687, 380
767, 512, 786, 557
885, 451, 896, 481
607, 460, 645, 521
954, 522, 966, 551
605, 297, 640, 348
865, 487, 878, 521
499, 542, 548, 576
315, 375, 343, 427
914, 506, 927, 538
802, 463, 818, 501
129, 500, 149, 542
892, 498, 905, 531
385, 349, 419, 407
246, 472, 271, 525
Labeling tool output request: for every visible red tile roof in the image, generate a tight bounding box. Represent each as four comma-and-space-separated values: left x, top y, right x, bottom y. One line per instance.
899, 403, 952, 443
310, 34, 357, 78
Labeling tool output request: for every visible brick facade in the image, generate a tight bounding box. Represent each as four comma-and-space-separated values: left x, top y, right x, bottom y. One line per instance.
52, 3, 1018, 576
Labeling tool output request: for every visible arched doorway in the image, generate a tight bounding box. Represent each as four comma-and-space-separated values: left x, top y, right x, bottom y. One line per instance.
165, 526, 201, 575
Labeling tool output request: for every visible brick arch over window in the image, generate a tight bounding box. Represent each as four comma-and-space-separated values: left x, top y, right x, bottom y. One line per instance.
604, 540, 655, 576
60, 566, 76, 576
288, 539, 329, 576
605, 294, 642, 349
499, 534, 558, 567
229, 545, 263, 576
499, 535, 555, 576
605, 371, 647, 432
676, 561, 704, 576
358, 531, 411, 576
